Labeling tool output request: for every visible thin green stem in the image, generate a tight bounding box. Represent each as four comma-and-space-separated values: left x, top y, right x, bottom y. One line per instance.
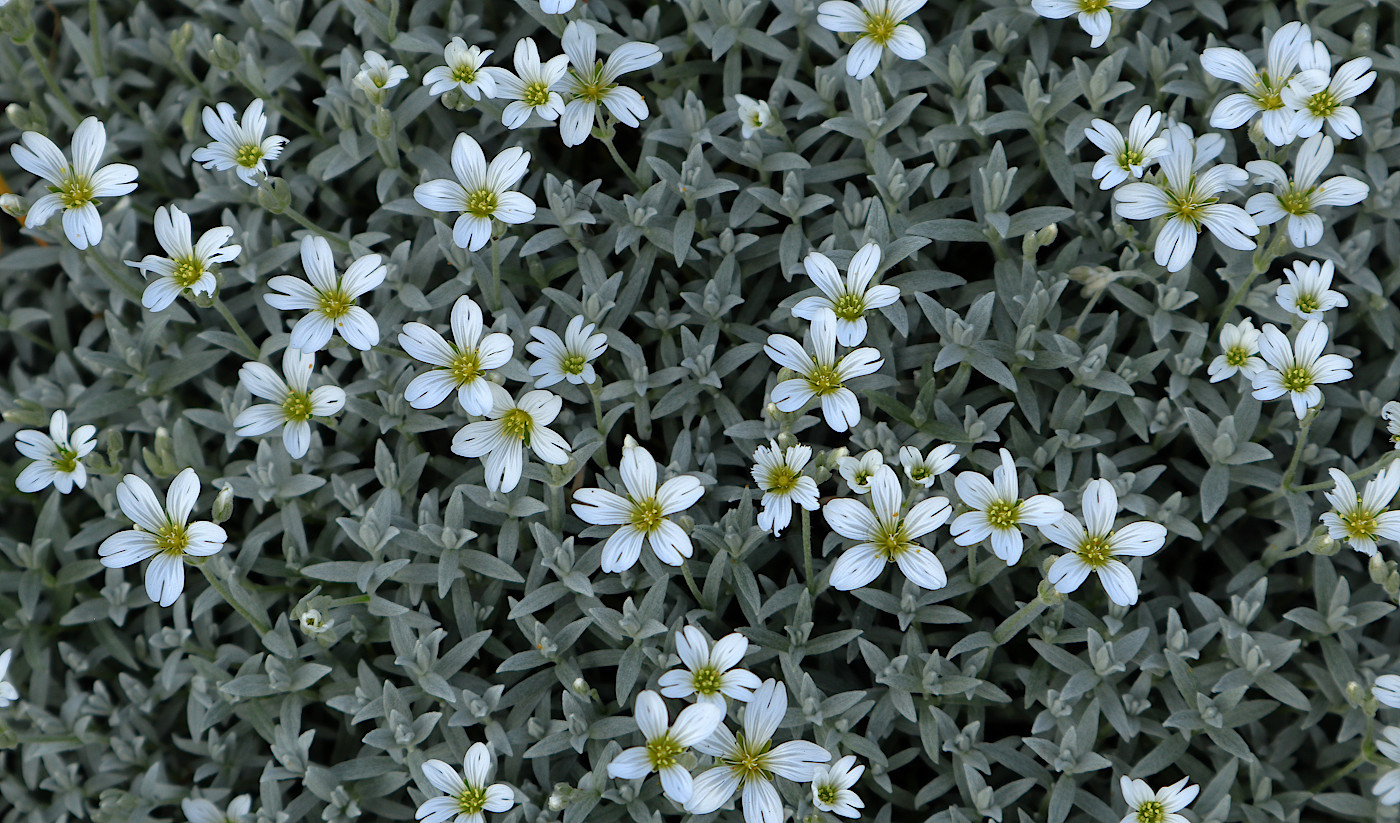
88, 0, 106, 78
198, 560, 271, 634
1280, 410, 1317, 492
681, 561, 706, 608
802, 507, 815, 594
212, 297, 261, 360
485, 239, 503, 312
24, 40, 82, 122
993, 592, 1049, 645
1213, 229, 1290, 338
598, 123, 644, 190
1258, 449, 1400, 505
281, 204, 352, 251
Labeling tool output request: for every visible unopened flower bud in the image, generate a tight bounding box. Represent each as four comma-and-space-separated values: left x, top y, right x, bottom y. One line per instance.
256, 177, 292, 214
209, 34, 240, 72
169, 22, 194, 59
367, 107, 394, 140
212, 484, 235, 524
0, 193, 26, 219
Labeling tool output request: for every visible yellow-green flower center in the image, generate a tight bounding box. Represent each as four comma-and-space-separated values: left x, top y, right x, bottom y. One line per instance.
282, 390, 314, 422
522, 81, 553, 108
985, 499, 1021, 530
172, 257, 205, 289
1294, 293, 1321, 315
1136, 800, 1166, 823
807, 362, 844, 396
861, 12, 901, 45
721, 734, 773, 785
153, 521, 190, 556
832, 293, 866, 323
466, 188, 498, 219
817, 784, 841, 806
645, 733, 685, 770
58, 176, 95, 210
872, 520, 910, 560
500, 407, 534, 443
1076, 534, 1113, 568
571, 63, 613, 104
450, 349, 483, 386
454, 785, 488, 816
1079, 0, 1110, 11
1277, 186, 1314, 216
1165, 182, 1217, 228
234, 144, 264, 169
1118, 147, 1146, 171
692, 665, 723, 696
629, 497, 666, 535
910, 465, 931, 482
1225, 347, 1250, 367
561, 353, 588, 376
52, 446, 79, 474
1307, 90, 1340, 119
451, 64, 479, 84
765, 465, 801, 494
1342, 501, 1379, 541
1280, 365, 1313, 393
317, 288, 355, 320
1254, 74, 1285, 111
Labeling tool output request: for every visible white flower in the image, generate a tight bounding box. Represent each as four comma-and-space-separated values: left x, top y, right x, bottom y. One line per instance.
191, 100, 287, 187
1319, 464, 1400, 556
838, 449, 885, 494
735, 95, 774, 140
423, 39, 498, 100
417, 743, 515, 823
1113, 127, 1257, 273
1030, 0, 1151, 49
526, 316, 608, 387
539, 0, 575, 13
97, 469, 227, 607
572, 442, 704, 571
1246, 134, 1369, 248
10, 116, 138, 249
1377, 726, 1400, 806
751, 441, 820, 537
792, 243, 899, 346
658, 626, 763, 706
1120, 777, 1198, 823
558, 21, 662, 147
898, 444, 958, 488
607, 691, 724, 805
950, 448, 1066, 566
401, 296, 513, 414
1249, 320, 1353, 419
125, 205, 241, 311
1042, 479, 1166, 607
0, 649, 19, 708
14, 410, 97, 494
824, 465, 950, 591
816, 0, 927, 79
1284, 56, 1376, 141
493, 38, 569, 129
765, 313, 883, 432
811, 756, 865, 818
1274, 259, 1348, 321
182, 795, 252, 823
1085, 105, 1169, 190
413, 134, 536, 252
1200, 21, 1314, 146
1207, 318, 1266, 383
687, 679, 832, 823
452, 385, 570, 494
233, 348, 346, 459
1376, 675, 1400, 709
1384, 401, 1400, 449
354, 51, 409, 97
264, 236, 384, 352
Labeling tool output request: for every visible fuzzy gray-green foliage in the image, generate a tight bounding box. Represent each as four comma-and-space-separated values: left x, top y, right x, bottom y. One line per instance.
1, 1, 1400, 823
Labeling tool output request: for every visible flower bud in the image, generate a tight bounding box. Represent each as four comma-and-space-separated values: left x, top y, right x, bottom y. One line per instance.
0, 193, 27, 219
256, 177, 292, 214
209, 34, 240, 72
212, 484, 235, 524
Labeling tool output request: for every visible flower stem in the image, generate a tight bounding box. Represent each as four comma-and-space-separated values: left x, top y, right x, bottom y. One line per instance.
1279, 409, 1318, 493
597, 116, 644, 190
484, 239, 503, 312
212, 297, 261, 360
802, 507, 815, 594
992, 592, 1048, 645
280, 205, 352, 251
24, 40, 82, 122
197, 559, 271, 635
1213, 228, 1290, 338
681, 561, 706, 608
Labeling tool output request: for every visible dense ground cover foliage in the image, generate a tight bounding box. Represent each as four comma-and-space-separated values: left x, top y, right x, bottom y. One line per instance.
4, 0, 1400, 822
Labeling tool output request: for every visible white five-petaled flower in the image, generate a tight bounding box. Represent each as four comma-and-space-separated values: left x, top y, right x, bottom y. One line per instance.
1284, 55, 1376, 141
572, 441, 704, 572
824, 465, 951, 591
264, 236, 384, 352
413, 134, 536, 252
10, 116, 138, 249
1042, 478, 1166, 607
452, 385, 570, 494
97, 469, 228, 607
1377, 726, 1400, 806
1200, 21, 1314, 146
494, 38, 569, 129
816, 0, 927, 80
1246, 134, 1369, 248
658, 626, 763, 706
125, 204, 241, 311
950, 448, 1066, 566
233, 347, 347, 459
1207, 318, 1266, 383
1384, 401, 1400, 450
765, 312, 884, 432
838, 449, 885, 494
191, 100, 287, 187
1030, 0, 1151, 49
182, 795, 253, 823
14, 410, 97, 494
1274, 259, 1348, 321
607, 690, 725, 805
1119, 777, 1199, 823
1249, 320, 1353, 419
417, 743, 515, 823
899, 444, 958, 488
354, 51, 409, 95
735, 94, 775, 140
1376, 675, 1400, 709
751, 441, 820, 537
1114, 126, 1258, 273
0, 649, 15, 708
1086, 105, 1169, 190
687, 679, 833, 823
400, 296, 513, 414
558, 21, 662, 147
811, 756, 865, 819
793, 243, 899, 346
423, 39, 498, 100
1319, 464, 1400, 556
526, 316, 609, 387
